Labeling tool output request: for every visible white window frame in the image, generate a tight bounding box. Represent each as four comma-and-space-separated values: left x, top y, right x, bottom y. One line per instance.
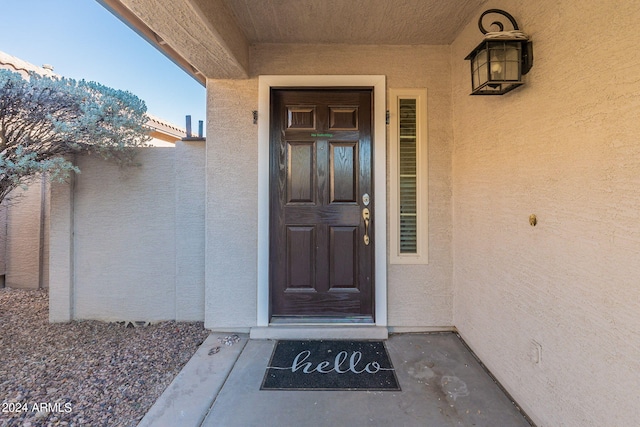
389, 88, 428, 264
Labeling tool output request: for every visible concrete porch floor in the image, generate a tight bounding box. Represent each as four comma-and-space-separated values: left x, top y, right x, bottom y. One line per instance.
138, 332, 534, 427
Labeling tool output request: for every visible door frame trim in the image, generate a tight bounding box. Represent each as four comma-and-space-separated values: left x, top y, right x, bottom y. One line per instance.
257, 75, 387, 327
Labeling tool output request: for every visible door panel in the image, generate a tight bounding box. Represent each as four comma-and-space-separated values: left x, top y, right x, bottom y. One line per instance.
287, 142, 315, 203
286, 226, 315, 289
329, 226, 358, 289
329, 107, 358, 130
287, 107, 316, 129
330, 142, 358, 203
270, 89, 374, 320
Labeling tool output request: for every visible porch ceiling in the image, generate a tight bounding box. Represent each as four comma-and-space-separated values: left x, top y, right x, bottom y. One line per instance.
224, 0, 487, 45
100, 0, 487, 82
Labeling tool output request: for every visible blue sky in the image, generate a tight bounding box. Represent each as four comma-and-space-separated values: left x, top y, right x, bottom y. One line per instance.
0, 0, 205, 130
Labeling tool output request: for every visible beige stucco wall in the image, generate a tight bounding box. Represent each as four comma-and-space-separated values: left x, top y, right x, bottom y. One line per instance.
451, 1, 640, 426
0, 203, 6, 285
49, 144, 205, 322
2, 175, 49, 289
206, 44, 454, 329
1, 145, 172, 294
175, 141, 206, 321
206, 79, 259, 329
49, 169, 74, 322
73, 150, 177, 320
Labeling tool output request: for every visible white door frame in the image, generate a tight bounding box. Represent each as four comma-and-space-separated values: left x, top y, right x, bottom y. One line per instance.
256, 75, 387, 327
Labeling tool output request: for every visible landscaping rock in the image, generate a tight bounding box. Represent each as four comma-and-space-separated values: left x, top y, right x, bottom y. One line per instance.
0, 288, 209, 427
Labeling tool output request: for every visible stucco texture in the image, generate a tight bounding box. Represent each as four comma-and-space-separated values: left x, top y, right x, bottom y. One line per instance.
205, 45, 454, 329
49, 144, 205, 322
45, 2, 640, 423
451, 1, 640, 426
73, 150, 177, 321
3, 176, 49, 289
205, 79, 259, 329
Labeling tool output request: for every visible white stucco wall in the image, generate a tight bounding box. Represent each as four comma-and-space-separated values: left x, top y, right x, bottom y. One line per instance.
206, 45, 455, 329
451, 2, 640, 426
49, 144, 205, 322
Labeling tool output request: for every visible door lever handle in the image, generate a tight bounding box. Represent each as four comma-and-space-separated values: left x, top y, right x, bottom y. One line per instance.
362, 208, 370, 245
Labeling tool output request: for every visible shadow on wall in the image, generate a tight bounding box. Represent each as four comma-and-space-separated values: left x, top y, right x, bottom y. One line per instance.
0, 174, 50, 290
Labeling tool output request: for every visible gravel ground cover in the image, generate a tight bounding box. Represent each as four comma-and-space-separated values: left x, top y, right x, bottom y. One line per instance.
0, 288, 209, 427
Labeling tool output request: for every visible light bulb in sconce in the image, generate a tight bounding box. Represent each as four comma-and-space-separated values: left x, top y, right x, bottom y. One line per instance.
490, 49, 505, 80
491, 62, 503, 79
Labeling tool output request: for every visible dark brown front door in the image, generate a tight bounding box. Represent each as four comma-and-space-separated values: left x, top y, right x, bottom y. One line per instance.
270, 89, 374, 321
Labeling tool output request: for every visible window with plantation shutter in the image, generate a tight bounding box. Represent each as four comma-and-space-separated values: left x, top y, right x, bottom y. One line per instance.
399, 99, 418, 253
389, 89, 428, 264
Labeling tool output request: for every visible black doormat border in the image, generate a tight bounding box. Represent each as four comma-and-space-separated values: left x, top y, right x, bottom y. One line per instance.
261, 340, 401, 391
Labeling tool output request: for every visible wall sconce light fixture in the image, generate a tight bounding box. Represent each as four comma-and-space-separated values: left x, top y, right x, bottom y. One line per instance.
465, 9, 533, 95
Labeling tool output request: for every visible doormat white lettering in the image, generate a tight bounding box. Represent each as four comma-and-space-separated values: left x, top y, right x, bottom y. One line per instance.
261, 340, 400, 391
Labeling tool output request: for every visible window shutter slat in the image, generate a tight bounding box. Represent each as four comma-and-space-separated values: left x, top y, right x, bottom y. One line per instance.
398, 99, 418, 254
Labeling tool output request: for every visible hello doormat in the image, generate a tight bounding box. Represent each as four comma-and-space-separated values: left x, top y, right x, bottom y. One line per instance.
261, 340, 400, 391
